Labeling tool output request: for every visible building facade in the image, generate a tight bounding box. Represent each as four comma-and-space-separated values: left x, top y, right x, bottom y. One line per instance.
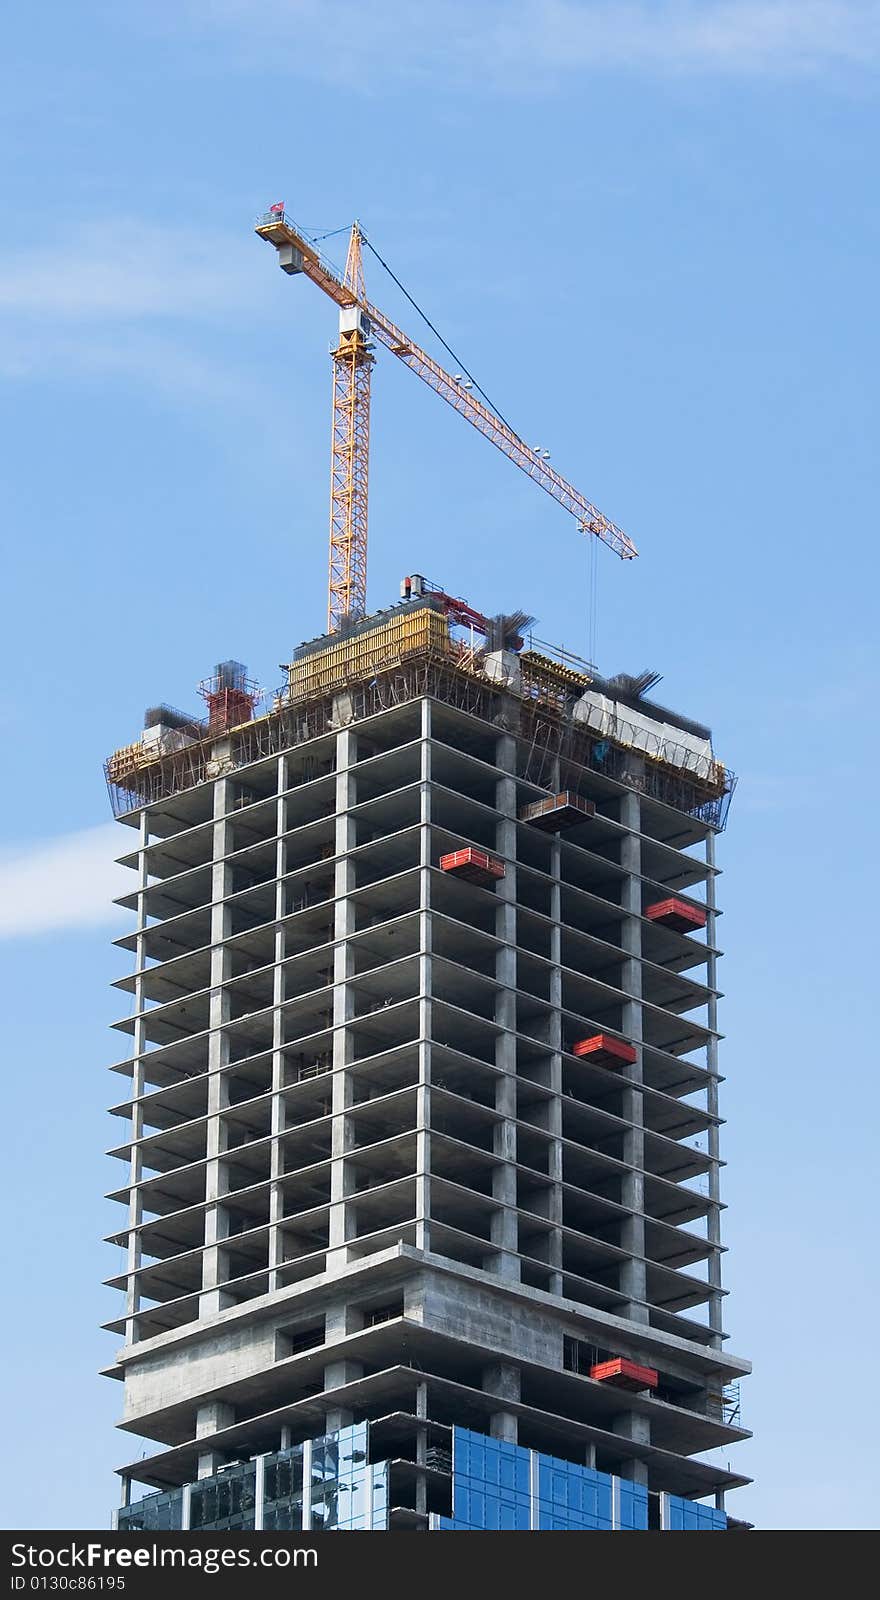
105, 593, 749, 1531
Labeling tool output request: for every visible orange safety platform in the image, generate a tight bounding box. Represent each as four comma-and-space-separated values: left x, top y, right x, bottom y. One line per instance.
439, 848, 506, 886
644, 897, 707, 933
590, 1358, 658, 1391
518, 791, 596, 832
571, 1034, 637, 1068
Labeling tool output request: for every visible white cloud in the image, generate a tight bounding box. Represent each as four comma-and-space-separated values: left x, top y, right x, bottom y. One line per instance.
0, 221, 294, 432
0, 825, 130, 939
0, 322, 265, 411
163, 0, 880, 84
0, 220, 254, 321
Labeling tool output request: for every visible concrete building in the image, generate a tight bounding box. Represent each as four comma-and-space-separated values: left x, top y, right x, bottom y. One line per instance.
104, 585, 750, 1532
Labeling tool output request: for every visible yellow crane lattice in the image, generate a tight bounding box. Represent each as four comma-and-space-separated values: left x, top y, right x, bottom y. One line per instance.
256, 208, 636, 633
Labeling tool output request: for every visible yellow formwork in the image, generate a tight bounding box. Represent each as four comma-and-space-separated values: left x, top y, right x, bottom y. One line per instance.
519, 650, 591, 693
287, 605, 451, 701
106, 741, 148, 784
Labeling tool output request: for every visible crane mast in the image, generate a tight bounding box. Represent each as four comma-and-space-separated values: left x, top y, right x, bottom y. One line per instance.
256, 207, 636, 633
328, 225, 373, 631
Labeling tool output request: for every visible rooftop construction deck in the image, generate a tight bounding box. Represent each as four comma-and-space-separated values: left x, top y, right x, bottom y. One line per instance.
104, 584, 749, 1533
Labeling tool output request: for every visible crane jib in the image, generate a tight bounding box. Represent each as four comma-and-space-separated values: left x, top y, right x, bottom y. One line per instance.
255, 210, 637, 628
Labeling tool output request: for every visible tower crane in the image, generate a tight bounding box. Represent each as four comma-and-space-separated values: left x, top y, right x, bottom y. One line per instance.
256, 207, 637, 634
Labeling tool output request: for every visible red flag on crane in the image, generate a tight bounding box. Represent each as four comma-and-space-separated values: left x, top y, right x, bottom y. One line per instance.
270, 201, 285, 215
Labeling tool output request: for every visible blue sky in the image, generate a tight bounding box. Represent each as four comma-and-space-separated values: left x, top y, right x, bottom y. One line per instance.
1, 1, 878, 1531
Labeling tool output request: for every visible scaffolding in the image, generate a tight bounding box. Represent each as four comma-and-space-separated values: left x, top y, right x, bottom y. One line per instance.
105, 617, 735, 830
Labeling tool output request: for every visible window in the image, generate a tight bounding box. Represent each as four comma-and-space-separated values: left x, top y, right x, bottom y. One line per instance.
189, 1462, 256, 1531
364, 1299, 404, 1327
275, 1320, 325, 1360
563, 1335, 603, 1375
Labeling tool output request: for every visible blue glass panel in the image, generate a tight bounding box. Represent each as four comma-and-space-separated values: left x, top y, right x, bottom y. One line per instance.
618, 1482, 649, 1530
370, 1463, 389, 1530
189, 1462, 256, 1531
668, 1494, 727, 1531
118, 1488, 183, 1532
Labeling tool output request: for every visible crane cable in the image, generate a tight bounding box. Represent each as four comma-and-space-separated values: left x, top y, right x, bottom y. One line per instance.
360, 225, 604, 657
360, 233, 516, 433
304, 224, 352, 244
306, 220, 607, 652
589, 529, 599, 666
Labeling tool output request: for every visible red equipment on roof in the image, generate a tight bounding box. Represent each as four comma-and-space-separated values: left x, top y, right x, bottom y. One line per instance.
571, 1034, 637, 1068
590, 1358, 658, 1391
439, 848, 506, 887
401, 574, 527, 649
198, 661, 259, 735
644, 897, 707, 934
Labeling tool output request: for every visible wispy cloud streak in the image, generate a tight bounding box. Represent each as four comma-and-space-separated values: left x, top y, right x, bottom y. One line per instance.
0, 825, 130, 939
0, 220, 254, 320
167, 0, 880, 84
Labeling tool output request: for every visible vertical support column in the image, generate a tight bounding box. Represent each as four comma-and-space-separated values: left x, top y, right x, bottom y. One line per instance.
124, 808, 150, 1345
414, 1378, 429, 1517
196, 1400, 235, 1478
705, 829, 726, 1516
547, 833, 564, 1297
529, 1450, 539, 1529
616, 785, 650, 1489
254, 1453, 266, 1531
329, 728, 357, 1266
268, 755, 288, 1295
483, 1361, 520, 1443
618, 787, 648, 1324
323, 1304, 361, 1431
416, 699, 432, 1254
491, 732, 519, 1283
201, 777, 232, 1318
612, 1407, 650, 1488
705, 829, 724, 1349
301, 1438, 313, 1531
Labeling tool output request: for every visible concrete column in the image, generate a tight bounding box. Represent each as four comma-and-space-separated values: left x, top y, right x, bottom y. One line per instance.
416, 704, 432, 1253
329, 729, 357, 1265
483, 1361, 520, 1442
613, 1409, 650, 1488
125, 808, 150, 1344
705, 829, 724, 1352
301, 1438, 313, 1530
415, 1378, 429, 1515
490, 732, 519, 1281
268, 754, 288, 1293
322, 1304, 362, 1432
196, 1399, 235, 1478
200, 777, 232, 1317
547, 833, 564, 1296
618, 786, 648, 1323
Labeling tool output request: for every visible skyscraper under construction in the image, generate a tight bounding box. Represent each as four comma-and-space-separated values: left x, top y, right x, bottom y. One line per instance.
104, 579, 750, 1533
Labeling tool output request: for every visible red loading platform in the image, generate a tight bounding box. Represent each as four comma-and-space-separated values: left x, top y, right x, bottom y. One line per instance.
644, 897, 707, 934
590, 1358, 658, 1391
518, 791, 596, 832
439, 848, 506, 887
571, 1034, 637, 1069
